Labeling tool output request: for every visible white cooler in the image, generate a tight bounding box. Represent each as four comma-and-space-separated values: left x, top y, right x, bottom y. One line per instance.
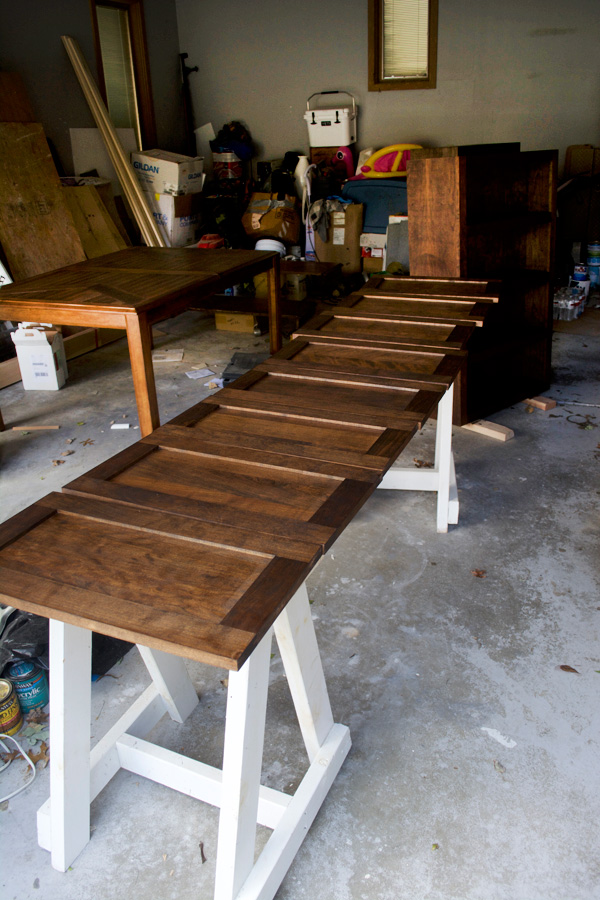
304, 91, 357, 147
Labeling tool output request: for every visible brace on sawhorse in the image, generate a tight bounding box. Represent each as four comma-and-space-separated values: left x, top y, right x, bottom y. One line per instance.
36, 583, 351, 900
378, 383, 458, 533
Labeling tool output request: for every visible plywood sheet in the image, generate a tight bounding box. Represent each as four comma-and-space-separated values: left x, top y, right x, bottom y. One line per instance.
0, 123, 86, 279
62, 184, 128, 258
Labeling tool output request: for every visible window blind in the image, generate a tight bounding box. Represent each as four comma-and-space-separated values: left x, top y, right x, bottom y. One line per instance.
382, 0, 430, 80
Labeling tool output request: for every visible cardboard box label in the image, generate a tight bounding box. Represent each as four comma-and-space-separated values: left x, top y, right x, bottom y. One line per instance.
332, 227, 345, 245
131, 149, 204, 195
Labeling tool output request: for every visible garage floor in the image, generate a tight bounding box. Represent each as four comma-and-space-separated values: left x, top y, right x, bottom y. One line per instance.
1, 308, 599, 900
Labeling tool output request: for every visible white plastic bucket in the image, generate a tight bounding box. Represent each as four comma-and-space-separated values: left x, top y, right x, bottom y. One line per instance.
255, 239, 286, 257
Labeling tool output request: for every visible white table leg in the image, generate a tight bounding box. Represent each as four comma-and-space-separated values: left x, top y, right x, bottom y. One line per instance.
48, 620, 92, 872
274, 582, 334, 761
378, 382, 459, 533
137, 645, 199, 723
214, 631, 273, 900
433, 382, 453, 533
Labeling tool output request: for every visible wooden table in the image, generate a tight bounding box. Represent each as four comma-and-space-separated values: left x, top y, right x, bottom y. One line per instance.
0, 247, 282, 436
0, 275, 498, 899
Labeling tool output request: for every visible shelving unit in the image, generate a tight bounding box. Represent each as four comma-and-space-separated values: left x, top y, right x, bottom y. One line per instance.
407, 145, 558, 424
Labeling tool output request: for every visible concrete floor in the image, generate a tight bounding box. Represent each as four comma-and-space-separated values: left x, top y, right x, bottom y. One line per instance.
0, 309, 599, 900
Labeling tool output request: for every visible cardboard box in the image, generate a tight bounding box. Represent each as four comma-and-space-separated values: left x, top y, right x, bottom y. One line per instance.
313, 204, 363, 274
11, 324, 67, 390
362, 257, 385, 275
146, 191, 204, 247
131, 149, 205, 195
215, 312, 257, 334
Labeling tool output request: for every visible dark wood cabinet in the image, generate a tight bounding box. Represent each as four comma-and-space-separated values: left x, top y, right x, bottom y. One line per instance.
407, 145, 558, 423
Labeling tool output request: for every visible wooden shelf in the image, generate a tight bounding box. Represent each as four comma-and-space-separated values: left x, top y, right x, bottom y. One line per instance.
407, 146, 557, 423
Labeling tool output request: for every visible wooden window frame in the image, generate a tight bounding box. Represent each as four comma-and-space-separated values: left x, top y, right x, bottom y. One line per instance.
90, 0, 157, 148
368, 0, 438, 92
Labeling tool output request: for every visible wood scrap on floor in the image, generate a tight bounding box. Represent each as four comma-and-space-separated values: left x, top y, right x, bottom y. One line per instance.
462, 420, 514, 441
524, 396, 557, 411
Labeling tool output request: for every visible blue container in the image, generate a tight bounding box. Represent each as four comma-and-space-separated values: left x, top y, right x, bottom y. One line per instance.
342, 179, 408, 234
7, 660, 49, 712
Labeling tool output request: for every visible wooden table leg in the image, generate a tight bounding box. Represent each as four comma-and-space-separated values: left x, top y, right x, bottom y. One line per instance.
125, 312, 160, 436
266, 256, 282, 354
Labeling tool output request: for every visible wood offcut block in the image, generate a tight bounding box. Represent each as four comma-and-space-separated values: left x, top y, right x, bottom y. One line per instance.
524, 397, 557, 411
462, 420, 514, 442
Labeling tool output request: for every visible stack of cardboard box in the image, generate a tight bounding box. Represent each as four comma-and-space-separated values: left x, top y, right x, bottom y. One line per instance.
131, 149, 205, 247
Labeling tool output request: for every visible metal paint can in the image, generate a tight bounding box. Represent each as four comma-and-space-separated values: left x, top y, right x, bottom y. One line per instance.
7, 660, 49, 712
0, 677, 23, 736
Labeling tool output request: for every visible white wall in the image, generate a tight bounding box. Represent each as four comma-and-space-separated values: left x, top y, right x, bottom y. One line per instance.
176, 0, 600, 174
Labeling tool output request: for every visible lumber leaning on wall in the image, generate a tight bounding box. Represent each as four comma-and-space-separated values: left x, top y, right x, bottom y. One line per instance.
61, 35, 166, 248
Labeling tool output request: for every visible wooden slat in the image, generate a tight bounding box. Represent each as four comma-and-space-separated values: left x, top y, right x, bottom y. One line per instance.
221, 372, 443, 430
264, 338, 465, 388
141, 425, 383, 483
161, 406, 415, 478
63, 475, 337, 552
294, 313, 475, 350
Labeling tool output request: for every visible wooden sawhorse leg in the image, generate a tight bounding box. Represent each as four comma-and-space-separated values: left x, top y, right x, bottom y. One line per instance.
378, 383, 459, 533
38, 585, 350, 900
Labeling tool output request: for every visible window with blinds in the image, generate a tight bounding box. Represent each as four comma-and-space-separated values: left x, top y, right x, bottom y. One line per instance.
369, 0, 438, 91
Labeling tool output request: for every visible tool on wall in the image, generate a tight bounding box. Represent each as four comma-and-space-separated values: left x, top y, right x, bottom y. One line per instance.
179, 53, 199, 158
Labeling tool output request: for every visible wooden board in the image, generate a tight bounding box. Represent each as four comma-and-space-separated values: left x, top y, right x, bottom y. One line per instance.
0, 494, 320, 670
340, 294, 491, 327
219, 369, 443, 430
263, 337, 465, 389
63, 439, 377, 555
294, 311, 476, 351
164, 404, 417, 482
357, 275, 501, 302
62, 185, 128, 258
0, 123, 86, 279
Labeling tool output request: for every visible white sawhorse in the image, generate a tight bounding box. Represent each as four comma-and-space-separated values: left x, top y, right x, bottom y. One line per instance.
37, 583, 351, 900
378, 383, 458, 533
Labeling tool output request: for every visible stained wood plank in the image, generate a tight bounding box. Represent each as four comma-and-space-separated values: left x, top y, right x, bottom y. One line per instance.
223, 372, 443, 430
294, 313, 475, 350
264, 339, 465, 387
160, 406, 414, 478
341, 296, 490, 327
141, 425, 383, 483
63, 476, 336, 551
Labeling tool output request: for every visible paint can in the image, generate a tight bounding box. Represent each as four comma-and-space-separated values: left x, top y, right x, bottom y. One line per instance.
572, 264, 588, 281
0, 678, 23, 736
7, 660, 49, 712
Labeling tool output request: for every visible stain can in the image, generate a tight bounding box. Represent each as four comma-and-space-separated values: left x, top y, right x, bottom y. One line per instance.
7, 660, 49, 712
0, 677, 23, 736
